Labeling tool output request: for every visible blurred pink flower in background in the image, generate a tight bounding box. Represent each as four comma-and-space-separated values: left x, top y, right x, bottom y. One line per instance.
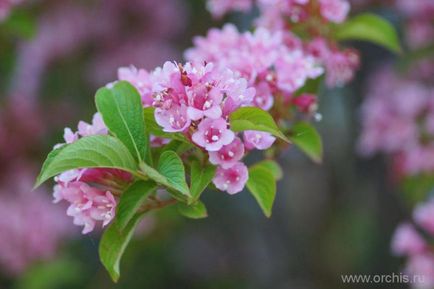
414, 199, 434, 235
0, 166, 72, 275
391, 199, 434, 289
207, 0, 253, 18
391, 223, 426, 256
10, 0, 186, 104
358, 66, 434, 176
405, 254, 434, 289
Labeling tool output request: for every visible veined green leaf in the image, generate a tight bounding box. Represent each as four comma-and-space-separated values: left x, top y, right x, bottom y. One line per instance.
246, 166, 276, 218
116, 180, 157, 230
229, 107, 289, 142
288, 122, 323, 163
96, 81, 148, 162
177, 201, 208, 219
139, 151, 190, 196
250, 160, 283, 181
190, 161, 216, 201
35, 135, 137, 188
99, 214, 144, 282
335, 13, 401, 54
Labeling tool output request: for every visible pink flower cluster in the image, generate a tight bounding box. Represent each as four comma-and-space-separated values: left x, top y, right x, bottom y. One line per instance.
118, 61, 277, 195
358, 67, 434, 176
307, 37, 360, 87
206, 0, 253, 18
207, 0, 350, 25
10, 0, 186, 105
255, 0, 350, 29
0, 168, 71, 275
53, 113, 133, 234
391, 199, 434, 288
185, 24, 323, 112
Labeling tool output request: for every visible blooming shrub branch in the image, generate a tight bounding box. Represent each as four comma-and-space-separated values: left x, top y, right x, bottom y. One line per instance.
34, 0, 400, 282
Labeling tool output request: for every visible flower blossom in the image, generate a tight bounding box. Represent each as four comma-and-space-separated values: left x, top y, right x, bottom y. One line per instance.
206, 0, 253, 18
243, 131, 276, 150
213, 162, 249, 194
358, 67, 434, 176
54, 182, 116, 234
185, 24, 323, 110
391, 223, 426, 256
53, 113, 133, 233
192, 118, 235, 151
209, 137, 245, 169
391, 200, 434, 289
117, 61, 259, 194
414, 199, 434, 235
0, 168, 71, 275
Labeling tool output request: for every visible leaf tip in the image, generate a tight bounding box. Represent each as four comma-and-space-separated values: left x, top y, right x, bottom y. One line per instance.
109, 271, 120, 283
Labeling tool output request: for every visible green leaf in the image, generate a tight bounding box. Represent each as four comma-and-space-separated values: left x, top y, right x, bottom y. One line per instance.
288, 122, 323, 163
335, 13, 401, 54
2, 10, 36, 39
143, 107, 189, 143
294, 76, 323, 96
402, 174, 434, 207
190, 161, 216, 201
116, 180, 157, 230
139, 151, 190, 196
251, 160, 283, 181
35, 135, 137, 188
177, 201, 208, 219
246, 167, 276, 218
16, 258, 82, 289
229, 107, 289, 142
99, 214, 144, 282
96, 81, 148, 162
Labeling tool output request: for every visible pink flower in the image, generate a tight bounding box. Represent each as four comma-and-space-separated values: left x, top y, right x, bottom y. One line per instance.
77, 113, 108, 137
243, 130, 276, 150
391, 223, 426, 256
151, 61, 254, 131
79, 168, 133, 188
252, 81, 274, 110
185, 25, 320, 109
293, 94, 318, 113
206, 0, 253, 18
319, 0, 350, 23
209, 137, 245, 168
150, 135, 171, 147
63, 128, 79, 144
213, 162, 249, 194
54, 182, 117, 234
155, 105, 191, 133
192, 118, 235, 151
0, 168, 71, 275
414, 200, 434, 235
324, 48, 360, 87
275, 50, 323, 92
405, 254, 434, 289
118, 66, 154, 106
